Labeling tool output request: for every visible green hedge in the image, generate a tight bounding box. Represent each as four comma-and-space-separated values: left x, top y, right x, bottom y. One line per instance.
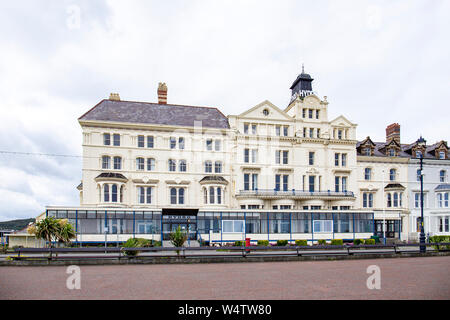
295, 240, 308, 246
317, 239, 327, 245
233, 241, 244, 247
429, 235, 450, 250
331, 239, 343, 246
257, 240, 269, 246
276, 240, 289, 246
353, 239, 364, 245
364, 239, 376, 245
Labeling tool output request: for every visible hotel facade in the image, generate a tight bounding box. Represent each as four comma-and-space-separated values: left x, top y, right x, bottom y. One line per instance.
45, 69, 450, 245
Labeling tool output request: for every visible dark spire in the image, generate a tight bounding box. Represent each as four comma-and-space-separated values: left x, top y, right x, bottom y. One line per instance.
290, 64, 314, 99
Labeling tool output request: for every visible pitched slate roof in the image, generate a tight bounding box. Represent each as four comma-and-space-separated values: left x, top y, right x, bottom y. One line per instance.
356, 140, 450, 159
435, 184, 450, 191
79, 100, 230, 129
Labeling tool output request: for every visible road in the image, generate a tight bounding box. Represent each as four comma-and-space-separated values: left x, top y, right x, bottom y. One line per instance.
1, 256, 449, 300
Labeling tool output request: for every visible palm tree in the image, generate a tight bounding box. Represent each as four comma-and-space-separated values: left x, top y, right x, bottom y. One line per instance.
55, 219, 76, 245
169, 226, 188, 256
33, 217, 60, 248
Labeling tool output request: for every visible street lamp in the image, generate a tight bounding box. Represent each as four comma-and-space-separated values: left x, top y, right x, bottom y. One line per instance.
417, 136, 426, 253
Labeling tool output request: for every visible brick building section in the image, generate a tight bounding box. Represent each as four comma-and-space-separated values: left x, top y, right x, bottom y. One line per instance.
386, 123, 401, 144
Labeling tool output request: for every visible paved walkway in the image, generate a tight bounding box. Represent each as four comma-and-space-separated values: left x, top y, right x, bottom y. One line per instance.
1, 256, 449, 300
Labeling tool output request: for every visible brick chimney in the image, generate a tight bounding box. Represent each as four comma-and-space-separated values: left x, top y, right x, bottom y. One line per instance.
157, 83, 168, 104
386, 123, 400, 144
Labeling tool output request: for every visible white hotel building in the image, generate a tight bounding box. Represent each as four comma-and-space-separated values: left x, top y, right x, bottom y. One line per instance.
46, 69, 448, 245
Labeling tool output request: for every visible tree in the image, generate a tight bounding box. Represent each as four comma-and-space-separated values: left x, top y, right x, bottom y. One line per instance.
56, 219, 76, 245
169, 226, 188, 256
31, 217, 60, 248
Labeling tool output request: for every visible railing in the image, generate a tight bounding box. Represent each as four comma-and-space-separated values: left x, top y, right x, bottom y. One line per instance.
237, 189, 355, 197
7, 243, 449, 261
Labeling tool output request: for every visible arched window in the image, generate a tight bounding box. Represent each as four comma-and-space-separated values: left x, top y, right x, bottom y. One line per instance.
102, 156, 111, 169
363, 193, 368, 207
112, 184, 118, 203
120, 185, 124, 203
205, 161, 212, 173
204, 188, 208, 204
399, 193, 403, 207
217, 187, 222, 204
387, 193, 392, 207
146, 187, 152, 204
368, 193, 373, 208
390, 169, 396, 181
104, 184, 110, 202
393, 192, 398, 207
170, 188, 177, 204
114, 157, 122, 170
209, 187, 215, 204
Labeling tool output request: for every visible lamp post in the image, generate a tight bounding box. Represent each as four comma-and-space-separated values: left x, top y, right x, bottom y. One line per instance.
417, 136, 426, 253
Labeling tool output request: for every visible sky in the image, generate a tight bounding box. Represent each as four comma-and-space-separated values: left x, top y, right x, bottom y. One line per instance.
0, 0, 449, 222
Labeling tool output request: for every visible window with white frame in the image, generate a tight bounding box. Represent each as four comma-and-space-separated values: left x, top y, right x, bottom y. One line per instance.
215, 140, 221, 151
390, 169, 397, 181
438, 217, 449, 232
179, 160, 187, 172
113, 156, 122, 170
170, 137, 177, 149
437, 192, 449, 208
222, 220, 245, 233
136, 158, 145, 171
205, 161, 212, 173
206, 139, 213, 151
440, 170, 446, 183
313, 220, 333, 233
137, 186, 153, 204
363, 192, 374, 208
439, 151, 446, 160
147, 158, 155, 171
113, 134, 120, 146
102, 156, 110, 169
103, 133, 111, 146
138, 135, 145, 148
414, 193, 427, 208
168, 159, 176, 172
364, 168, 372, 180
342, 154, 347, 167
335, 153, 340, 166
170, 188, 185, 205
417, 169, 421, 182
147, 136, 154, 148
215, 161, 222, 173
178, 137, 185, 150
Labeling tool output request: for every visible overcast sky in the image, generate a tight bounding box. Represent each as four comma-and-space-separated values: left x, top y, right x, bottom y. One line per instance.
0, 0, 449, 221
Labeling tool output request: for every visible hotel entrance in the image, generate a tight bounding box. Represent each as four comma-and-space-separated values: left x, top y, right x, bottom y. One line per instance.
162, 209, 198, 241
375, 220, 401, 239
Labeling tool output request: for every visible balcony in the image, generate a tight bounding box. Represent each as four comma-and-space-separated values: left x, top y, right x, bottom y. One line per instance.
236, 189, 355, 200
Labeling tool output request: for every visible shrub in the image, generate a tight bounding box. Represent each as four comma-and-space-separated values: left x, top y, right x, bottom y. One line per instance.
257, 240, 269, 246
1, 244, 8, 254
295, 240, 308, 246
430, 235, 450, 250
364, 239, 376, 245
152, 241, 162, 247
353, 239, 364, 245
331, 239, 343, 246
276, 240, 288, 246
317, 239, 327, 245
122, 238, 152, 256
233, 241, 244, 247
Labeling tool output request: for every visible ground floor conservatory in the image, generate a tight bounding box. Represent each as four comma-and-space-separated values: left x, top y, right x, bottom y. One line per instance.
46, 207, 375, 245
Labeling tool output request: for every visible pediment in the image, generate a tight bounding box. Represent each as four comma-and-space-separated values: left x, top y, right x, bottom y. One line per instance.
330, 115, 356, 127
239, 100, 293, 121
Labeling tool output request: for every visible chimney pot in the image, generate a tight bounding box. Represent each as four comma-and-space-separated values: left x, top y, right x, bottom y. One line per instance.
109, 93, 120, 101
158, 83, 168, 104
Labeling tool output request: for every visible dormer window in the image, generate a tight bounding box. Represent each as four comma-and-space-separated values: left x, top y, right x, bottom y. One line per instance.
415, 150, 423, 158
388, 149, 395, 157
263, 109, 269, 116
439, 151, 446, 159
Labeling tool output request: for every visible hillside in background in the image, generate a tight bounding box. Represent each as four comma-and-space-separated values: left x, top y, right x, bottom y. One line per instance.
0, 218, 35, 231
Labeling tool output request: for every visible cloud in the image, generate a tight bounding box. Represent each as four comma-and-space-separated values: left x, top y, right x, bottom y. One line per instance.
0, 0, 448, 220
